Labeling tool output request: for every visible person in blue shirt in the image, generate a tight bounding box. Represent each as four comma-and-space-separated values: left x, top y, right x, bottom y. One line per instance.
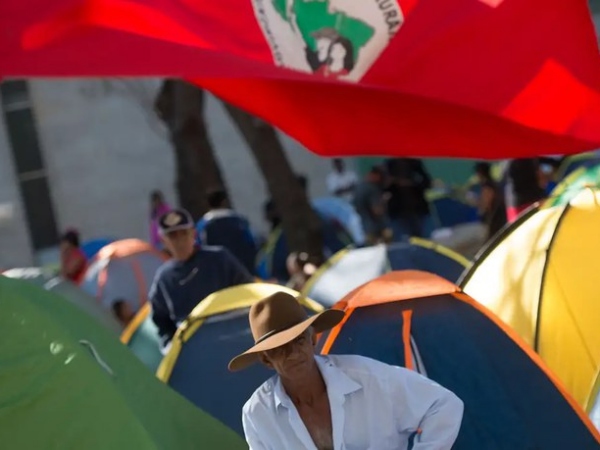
149, 208, 253, 347
196, 189, 258, 274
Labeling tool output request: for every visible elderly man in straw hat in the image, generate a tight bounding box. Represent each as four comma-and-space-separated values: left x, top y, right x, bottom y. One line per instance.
229, 292, 463, 450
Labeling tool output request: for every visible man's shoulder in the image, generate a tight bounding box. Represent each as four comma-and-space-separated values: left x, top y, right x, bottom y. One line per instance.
243, 374, 279, 416
153, 259, 177, 279
197, 245, 227, 255
323, 354, 405, 380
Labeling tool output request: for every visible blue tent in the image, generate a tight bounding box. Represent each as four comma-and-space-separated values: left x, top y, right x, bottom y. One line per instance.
256, 212, 354, 282
318, 271, 600, 449
302, 239, 469, 307
81, 238, 114, 260
428, 193, 479, 230
312, 197, 365, 245
157, 284, 324, 436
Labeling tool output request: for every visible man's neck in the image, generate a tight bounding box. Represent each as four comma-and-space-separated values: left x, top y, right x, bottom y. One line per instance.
281, 360, 327, 406
174, 247, 197, 262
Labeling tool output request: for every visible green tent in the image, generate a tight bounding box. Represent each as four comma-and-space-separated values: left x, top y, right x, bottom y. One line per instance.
3, 268, 122, 334
548, 163, 600, 207
0, 276, 245, 449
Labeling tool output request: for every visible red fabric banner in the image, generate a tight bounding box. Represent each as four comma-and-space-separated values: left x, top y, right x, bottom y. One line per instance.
1, 0, 600, 158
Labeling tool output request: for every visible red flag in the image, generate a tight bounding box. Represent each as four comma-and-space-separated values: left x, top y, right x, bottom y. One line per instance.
1, 0, 600, 158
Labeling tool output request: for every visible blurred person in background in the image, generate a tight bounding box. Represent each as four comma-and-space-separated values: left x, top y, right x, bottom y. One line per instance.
474, 162, 507, 239
197, 189, 258, 275
150, 209, 253, 348
150, 190, 171, 250
59, 229, 88, 285
111, 298, 136, 327
538, 157, 562, 196
386, 158, 431, 241
327, 158, 358, 202
353, 166, 391, 244
505, 158, 546, 222
286, 252, 321, 292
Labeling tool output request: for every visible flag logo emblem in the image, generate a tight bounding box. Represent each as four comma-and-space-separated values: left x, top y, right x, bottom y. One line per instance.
252, 0, 404, 82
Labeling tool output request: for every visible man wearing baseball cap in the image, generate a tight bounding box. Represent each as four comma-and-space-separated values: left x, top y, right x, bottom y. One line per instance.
230, 292, 463, 450
149, 208, 253, 347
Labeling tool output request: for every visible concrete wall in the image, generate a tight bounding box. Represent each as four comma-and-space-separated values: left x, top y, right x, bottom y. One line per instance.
0, 79, 330, 267
0, 96, 35, 268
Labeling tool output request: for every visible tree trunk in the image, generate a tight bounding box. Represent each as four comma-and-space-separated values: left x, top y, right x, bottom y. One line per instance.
155, 80, 228, 220
223, 103, 323, 260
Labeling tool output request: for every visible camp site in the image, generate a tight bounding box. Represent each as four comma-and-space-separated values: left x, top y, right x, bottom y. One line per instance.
3, 1, 600, 449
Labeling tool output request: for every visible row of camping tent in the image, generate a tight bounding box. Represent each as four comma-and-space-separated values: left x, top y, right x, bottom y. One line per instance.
3, 239, 168, 333
121, 237, 470, 373
258, 194, 482, 281
121, 177, 600, 441
3, 272, 600, 448
7, 231, 473, 338
3, 159, 600, 448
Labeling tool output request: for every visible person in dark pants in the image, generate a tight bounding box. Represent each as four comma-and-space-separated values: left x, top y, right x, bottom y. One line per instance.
386, 158, 431, 241
353, 166, 390, 244
474, 162, 507, 239
196, 189, 258, 275
504, 158, 545, 222
149, 209, 253, 348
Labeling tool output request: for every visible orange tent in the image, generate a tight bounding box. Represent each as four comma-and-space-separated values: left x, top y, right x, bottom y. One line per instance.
81, 239, 167, 314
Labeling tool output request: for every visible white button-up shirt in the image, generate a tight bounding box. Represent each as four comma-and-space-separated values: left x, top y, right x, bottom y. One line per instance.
242, 355, 463, 450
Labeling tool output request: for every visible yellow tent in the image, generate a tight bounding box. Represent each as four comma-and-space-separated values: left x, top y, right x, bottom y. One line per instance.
460, 188, 600, 413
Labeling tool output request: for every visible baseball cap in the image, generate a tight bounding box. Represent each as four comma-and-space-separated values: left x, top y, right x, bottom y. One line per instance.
158, 209, 194, 236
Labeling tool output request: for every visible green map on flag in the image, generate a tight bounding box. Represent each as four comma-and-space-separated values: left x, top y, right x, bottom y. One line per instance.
272, 0, 374, 61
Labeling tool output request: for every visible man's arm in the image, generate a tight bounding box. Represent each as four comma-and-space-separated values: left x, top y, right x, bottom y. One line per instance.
389, 366, 463, 449
242, 410, 269, 450
148, 278, 178, 347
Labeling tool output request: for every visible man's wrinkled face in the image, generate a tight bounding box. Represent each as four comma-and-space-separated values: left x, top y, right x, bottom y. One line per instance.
162, 228, 195, 260
261, 330, 317, 379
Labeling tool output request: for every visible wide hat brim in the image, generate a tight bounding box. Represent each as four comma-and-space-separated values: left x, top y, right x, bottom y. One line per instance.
228, 309, 345, 372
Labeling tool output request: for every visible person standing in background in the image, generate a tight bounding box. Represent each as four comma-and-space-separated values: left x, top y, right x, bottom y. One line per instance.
327, 158, 358, 202
353, 166, 390, 244
386, 158, 432, 240
150, 209, 253, 348
197, 189, 258, 275
150, 190, 171, 250
504, 159, 546, 222
474, 162, 507, 239
59, 229, 88, 285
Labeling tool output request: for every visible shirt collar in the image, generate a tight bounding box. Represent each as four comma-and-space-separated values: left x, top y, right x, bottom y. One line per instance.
203, 209, 234, 221
273, 355, 362, 410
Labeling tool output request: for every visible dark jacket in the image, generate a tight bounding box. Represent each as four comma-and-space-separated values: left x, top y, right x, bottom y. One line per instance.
149, 246, 253, 345
386, 158, 432, 217
505, 159, 545, 208
197, 210, 258, 275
